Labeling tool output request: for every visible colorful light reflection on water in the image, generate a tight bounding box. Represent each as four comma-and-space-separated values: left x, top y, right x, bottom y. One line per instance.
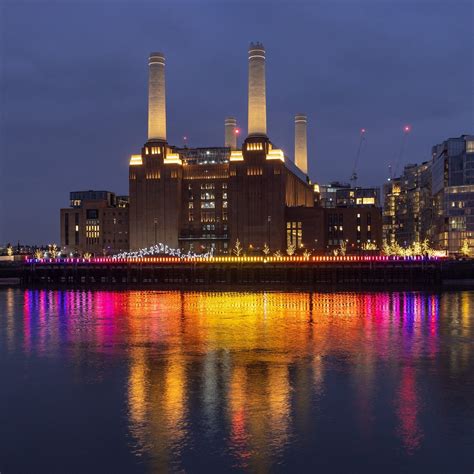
0, 289, 473, 473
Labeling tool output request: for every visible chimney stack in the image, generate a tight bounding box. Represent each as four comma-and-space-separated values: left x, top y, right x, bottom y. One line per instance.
148, 52, 166, 141
247, 42, 267, 137
225, 117, 237, 149
295, 114, 308, 174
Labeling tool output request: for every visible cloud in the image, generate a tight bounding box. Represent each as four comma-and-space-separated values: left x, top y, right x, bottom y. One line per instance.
0, 0, 472, 243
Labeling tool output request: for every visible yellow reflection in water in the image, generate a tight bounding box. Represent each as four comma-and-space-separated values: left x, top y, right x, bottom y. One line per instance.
127, 291, 443, 469
17, 289, 469, 469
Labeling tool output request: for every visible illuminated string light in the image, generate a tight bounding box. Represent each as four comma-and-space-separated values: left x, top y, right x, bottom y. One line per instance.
112, 243, 214, 260
26, 254, 442, 265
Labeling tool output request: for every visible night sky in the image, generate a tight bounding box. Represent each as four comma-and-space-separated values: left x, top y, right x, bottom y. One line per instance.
1, 0, 472, 245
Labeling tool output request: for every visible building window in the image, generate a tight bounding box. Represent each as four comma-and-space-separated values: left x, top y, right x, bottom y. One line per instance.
286, 221, 302, 247
223, 201, 228, 208
247, 167, 263, 176
86, 220, 100, 244
75, 213, 79, 245
146, 171, 160, 179
149, 146, 161, 155
201, 211, 215, 223
466, 141, 474, 153
247, 142, 263, 151
86, 209, 99, 219
188, 211, 194, 222
201, 201, 215, 209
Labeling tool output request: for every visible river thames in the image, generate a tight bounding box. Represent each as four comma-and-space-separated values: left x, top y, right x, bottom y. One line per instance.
0, 289, 473, 472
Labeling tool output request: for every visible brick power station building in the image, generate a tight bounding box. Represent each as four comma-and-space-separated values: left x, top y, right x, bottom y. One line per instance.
126, 43, 381, 256
61, 43, 382, 256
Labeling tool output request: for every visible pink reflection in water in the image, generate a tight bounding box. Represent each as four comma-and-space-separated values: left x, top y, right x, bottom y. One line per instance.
396, 365, 423, 453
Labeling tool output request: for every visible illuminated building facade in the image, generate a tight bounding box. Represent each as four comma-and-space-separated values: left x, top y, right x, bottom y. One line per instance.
60, 191, 129, 256
319, 182, 380, 209
383, 177, 402, 245
431, 135, 474, 254
383, 162, 432, 247
129, 43, 314, 255
128, 43, 383, 255
383, 135, 474, 255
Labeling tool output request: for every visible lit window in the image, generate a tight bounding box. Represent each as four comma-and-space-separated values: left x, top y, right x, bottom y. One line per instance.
466, 141, 474, 153
286, 221, 303, 247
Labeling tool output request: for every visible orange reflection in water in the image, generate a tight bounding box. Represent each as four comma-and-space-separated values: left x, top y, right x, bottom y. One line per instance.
120, 291, 442, 469
15, 289, 455, 470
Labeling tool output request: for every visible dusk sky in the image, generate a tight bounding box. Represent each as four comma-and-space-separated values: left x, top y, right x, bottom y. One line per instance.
1, 0, 472, 245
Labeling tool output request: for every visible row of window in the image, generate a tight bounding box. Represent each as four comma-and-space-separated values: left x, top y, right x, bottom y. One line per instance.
286, 221, 302, 247
187, 183, 228, 190
188, 211, 228, 222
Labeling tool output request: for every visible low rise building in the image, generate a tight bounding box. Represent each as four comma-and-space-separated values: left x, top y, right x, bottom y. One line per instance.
60, 190, 129, 256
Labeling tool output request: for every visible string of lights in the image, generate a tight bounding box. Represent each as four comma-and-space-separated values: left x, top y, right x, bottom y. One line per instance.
112, 243, 215, 260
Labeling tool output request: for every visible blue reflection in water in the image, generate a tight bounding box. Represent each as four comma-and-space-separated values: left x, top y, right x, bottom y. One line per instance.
0, 289, 473, 473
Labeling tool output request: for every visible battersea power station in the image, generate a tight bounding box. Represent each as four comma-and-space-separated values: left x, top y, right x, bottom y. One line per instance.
61, 43, 382, 256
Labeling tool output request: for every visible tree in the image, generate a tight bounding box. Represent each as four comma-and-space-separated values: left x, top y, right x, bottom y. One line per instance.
421, 239, 434, 257
273, 250, 282, 257
382, 240, 391, 256
49, 244, 59, 258
391, 241, 403, 256
34, 249, 43, 259
6, 244, 13, 257
411, 241, 422, 256
262, 243, 270, 255
232, 238, 243, 257
303, 249, 312, 260
461, 239, 470, 257
83, 252, 92, 260
338, 240, 347, 256
286, 242, 296, 256
362, 241, 378, 251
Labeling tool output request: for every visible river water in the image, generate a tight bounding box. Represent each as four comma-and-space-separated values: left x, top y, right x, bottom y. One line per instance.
0, 289, 473, 473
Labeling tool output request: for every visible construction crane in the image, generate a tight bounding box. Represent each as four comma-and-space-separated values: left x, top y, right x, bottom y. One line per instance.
392, 124, 411, 178
350, 128, 366, 187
